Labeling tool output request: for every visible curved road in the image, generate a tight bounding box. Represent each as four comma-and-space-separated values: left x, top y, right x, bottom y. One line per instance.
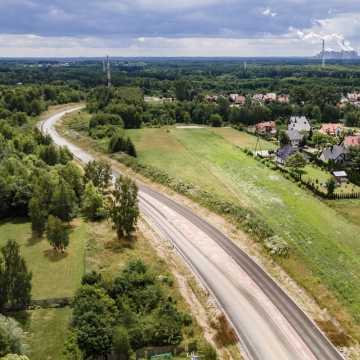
40, 107, 343, 360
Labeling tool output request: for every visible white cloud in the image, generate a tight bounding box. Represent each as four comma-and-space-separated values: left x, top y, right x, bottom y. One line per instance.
262, 8, 277, 17
0, 33, 317, 57
289, 12, 360, 52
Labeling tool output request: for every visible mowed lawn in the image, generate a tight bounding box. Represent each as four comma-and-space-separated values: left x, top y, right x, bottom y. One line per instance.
0, 219, 88, 300
127, 127, 360, 322
26, 308, 71, 360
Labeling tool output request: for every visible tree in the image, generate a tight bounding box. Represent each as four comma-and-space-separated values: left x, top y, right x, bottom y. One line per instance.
174, 80, 193, 101
108, 132, 126, 153
72, 285, 118, 359
326, 178, 336, 196
112, 326, 131, 360
59, 162, 85, 200
0, 241, 32, 310
28, 196, 48, 237
39, 144, 59, 166
210, 114, 223, 127
278, 130, 290, 146
125, 138, 137, 157
46, 216, 69, 252
28, 171, 54, 236
108, 176, 139, 239
310, 106, 322, 122
81, 182, 105, 221
84, 160, 112, 191
285, 153, 307, 179
0, 315, 27, 357
50, 178, 77, 222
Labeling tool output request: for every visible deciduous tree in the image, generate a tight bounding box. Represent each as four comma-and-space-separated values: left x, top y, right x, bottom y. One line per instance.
0, 240, 32, 310
108, 176, 139, 239
46, 216, 69, 252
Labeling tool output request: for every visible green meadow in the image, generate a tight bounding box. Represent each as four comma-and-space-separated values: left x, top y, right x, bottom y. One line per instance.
126, 126, 360, 327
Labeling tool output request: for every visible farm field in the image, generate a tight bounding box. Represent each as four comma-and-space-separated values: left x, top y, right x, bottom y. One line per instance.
0, 219, 88, 300
125, 127, 360, 325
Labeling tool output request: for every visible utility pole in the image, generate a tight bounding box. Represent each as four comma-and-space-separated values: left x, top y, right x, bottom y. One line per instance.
106, 55, 111, 88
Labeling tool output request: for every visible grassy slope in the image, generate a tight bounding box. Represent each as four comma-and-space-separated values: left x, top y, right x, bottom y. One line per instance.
0, 219, 87, 300
126, 127, 360, 324
327, 199, 360, 227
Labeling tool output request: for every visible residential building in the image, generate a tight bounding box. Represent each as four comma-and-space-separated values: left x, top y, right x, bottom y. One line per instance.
264, 93, 277, 102
288, 116, 311, 133
319, 145, 347, 163
205, 95, 218, 103
253, 94, 264, 102
344, 135, 360, 148
255, 121, 277, 135
276, 145, 296, 165
277, 94, 290, 104
347, 93, 360, 102
287, 129, 304, 147
229, 94, 246, 106
319, 123, 344, 137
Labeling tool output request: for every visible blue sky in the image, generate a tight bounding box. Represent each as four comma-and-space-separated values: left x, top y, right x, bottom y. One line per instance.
0, 0, 360, 57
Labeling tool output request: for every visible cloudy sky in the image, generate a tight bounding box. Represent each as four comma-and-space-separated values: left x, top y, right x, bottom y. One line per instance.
0, 0, 360, 57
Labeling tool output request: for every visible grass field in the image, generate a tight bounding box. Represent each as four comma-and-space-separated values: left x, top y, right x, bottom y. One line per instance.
124, 127, 360, 328
209, 127, 277, 150
25, 308, 71, 360
327, 199, 360, 226
0, 219, 88, 300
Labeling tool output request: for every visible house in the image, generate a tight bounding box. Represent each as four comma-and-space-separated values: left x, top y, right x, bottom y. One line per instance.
347, 93, 360, 102
229, 94, 246, 106
319, 145, 347, 163
288, 116, 311, 133
264, 93, 277, 102
205, 95, 218, 103
234, 95, 246, 105
319, 123, 344, 137
287, 129, 304, 147
343, 135, 360, 149
255, 121, 277, 135
276, 145, 296, 165
277, 94, 290, 104
253, 94, 264, 102
333, 171, 348, 184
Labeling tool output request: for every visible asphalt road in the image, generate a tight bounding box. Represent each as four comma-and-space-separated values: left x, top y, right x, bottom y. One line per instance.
40, 107, 344, 360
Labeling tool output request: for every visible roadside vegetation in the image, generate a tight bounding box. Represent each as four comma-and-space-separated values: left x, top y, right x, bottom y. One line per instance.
63, 110, 360, 346
0, 83, 213, 359
4, 57, 360, 358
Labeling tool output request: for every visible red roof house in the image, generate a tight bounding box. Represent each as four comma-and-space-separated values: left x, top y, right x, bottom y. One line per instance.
319, 123, 344, 136
256, 121, 277, 135
344, 135, 360, 148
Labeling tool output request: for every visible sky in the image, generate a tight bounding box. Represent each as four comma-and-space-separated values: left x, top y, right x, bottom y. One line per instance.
0, 0, 360, 57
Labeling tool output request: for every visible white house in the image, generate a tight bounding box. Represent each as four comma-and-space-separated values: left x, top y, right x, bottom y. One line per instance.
288, 116, 311, 133
287, 129, 304, 147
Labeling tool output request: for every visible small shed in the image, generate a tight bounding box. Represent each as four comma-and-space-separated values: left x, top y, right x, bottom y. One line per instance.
333, 171, 348, 184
